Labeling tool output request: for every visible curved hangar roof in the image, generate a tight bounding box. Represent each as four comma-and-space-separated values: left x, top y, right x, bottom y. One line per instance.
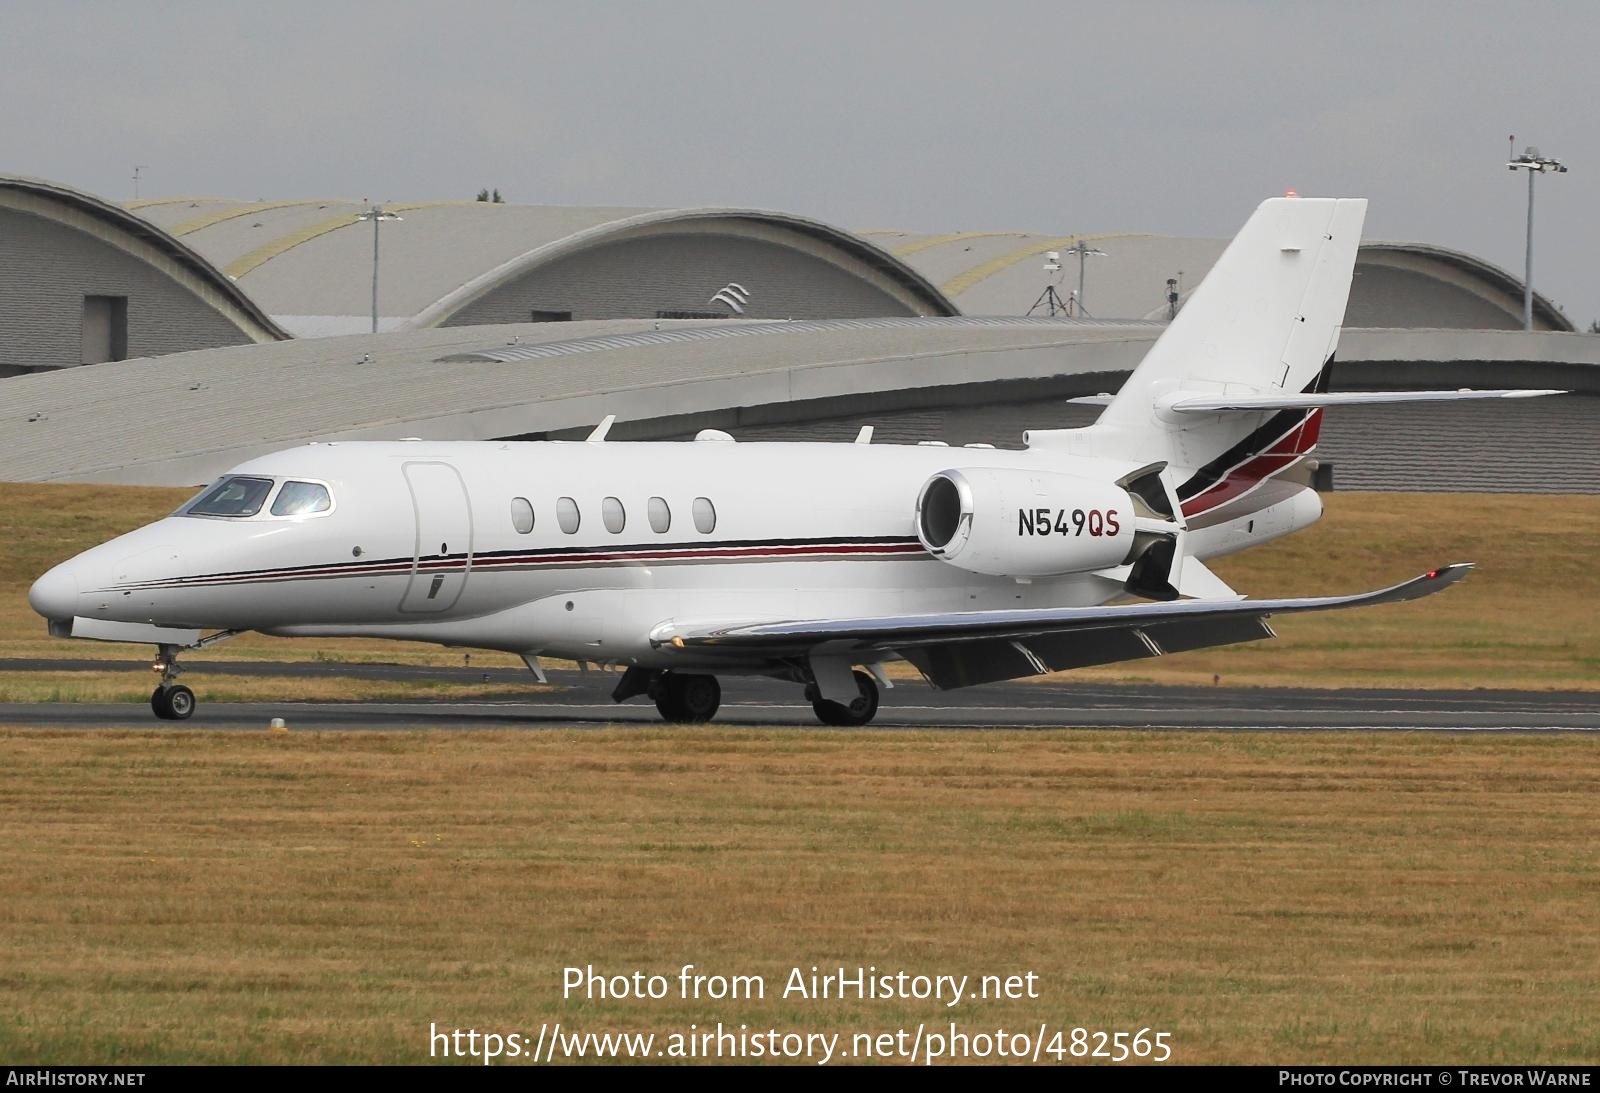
3, 315, 1595, 489
861, 227, 1575, 332
128, 198, 957, 336
0, 175, 287, 372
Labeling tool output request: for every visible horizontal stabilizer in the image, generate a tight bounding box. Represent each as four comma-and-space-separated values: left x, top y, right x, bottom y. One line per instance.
1103, 388, 1564, 415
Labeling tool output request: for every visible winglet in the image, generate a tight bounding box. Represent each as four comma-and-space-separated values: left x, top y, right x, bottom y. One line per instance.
1296, 562, 1473, 611
1374, 562, 1474, 603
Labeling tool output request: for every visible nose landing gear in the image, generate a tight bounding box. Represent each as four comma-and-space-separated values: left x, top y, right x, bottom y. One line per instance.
146, 631, 239, 721
150, 643, 195, 721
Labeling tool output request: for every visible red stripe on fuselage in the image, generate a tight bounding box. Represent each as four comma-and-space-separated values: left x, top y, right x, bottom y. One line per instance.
1180, 409, 1320, 519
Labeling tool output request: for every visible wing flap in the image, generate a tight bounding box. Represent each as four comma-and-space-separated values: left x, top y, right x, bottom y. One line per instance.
902, 640, 1052, 690
900, 614, 1277, 690
1143, 614, 1277, 655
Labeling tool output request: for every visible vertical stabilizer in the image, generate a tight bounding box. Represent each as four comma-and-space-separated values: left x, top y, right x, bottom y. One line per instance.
1068, 197, 1367, 484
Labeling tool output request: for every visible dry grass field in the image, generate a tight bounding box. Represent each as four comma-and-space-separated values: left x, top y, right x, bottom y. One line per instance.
3, 482, 1598, 693
0, 729, 1595, 1065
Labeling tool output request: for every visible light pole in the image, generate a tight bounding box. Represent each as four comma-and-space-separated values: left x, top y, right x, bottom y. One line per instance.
355, 202, 403, 334
1062, 240, 1107, 317
1506, 140, 1567, 332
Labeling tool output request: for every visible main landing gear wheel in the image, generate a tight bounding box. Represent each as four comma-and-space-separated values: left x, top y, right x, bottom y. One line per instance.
151, 684, 196, 721
654, 673, 721, 723
812, 669, 880, 727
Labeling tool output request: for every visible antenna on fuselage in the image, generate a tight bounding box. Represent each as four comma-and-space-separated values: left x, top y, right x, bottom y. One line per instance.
586, 414, 617, 442
854, 425, 874, 444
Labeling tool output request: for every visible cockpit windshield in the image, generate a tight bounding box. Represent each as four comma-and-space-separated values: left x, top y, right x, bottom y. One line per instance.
271, 481, 332, 516
178, 476, 335, 519
184, 476, 275, 517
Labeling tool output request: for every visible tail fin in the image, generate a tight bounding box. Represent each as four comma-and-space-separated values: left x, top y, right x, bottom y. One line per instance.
1053, 197, 1366, 511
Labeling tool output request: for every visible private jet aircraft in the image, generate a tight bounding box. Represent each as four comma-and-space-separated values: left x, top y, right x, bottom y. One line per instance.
28, 196, 1558, 723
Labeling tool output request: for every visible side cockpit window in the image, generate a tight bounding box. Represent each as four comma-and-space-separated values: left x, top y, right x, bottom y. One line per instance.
185, 476, 275, 517
271, 481, 333, 516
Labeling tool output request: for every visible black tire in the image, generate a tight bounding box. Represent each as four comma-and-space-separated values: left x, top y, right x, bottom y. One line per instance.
812, 669, 880, 726
151, 685, 174, 720
655, 673, 720, 723
165, 684, 196, 720
654, 688, 684, 722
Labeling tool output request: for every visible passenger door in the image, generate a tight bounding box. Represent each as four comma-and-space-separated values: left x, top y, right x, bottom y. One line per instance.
399, 461, 473, 613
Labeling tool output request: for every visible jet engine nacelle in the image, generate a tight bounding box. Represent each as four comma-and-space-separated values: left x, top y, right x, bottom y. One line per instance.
915, 468, 1137, 578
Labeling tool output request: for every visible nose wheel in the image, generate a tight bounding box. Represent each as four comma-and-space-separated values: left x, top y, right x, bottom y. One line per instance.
151, 684, 196, 721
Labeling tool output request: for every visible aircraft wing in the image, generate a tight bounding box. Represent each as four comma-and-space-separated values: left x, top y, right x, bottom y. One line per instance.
667, 564, 1472, 690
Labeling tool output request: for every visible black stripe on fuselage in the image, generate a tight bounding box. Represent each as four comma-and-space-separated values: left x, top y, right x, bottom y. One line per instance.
101, 535, 929, 592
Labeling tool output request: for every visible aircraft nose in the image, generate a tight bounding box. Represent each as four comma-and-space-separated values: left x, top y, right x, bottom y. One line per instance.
28, 563, 79, 622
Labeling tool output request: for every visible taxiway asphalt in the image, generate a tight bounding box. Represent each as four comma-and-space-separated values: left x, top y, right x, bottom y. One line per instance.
1, 659, 1594, 731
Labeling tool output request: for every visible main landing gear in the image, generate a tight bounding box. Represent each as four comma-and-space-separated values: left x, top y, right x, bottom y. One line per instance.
808, 669, 880, 727
613, 664, 882, 726
653, 672, 722, 724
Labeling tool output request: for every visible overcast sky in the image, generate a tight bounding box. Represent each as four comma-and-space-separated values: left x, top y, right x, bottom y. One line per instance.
4, 1, 1596, 323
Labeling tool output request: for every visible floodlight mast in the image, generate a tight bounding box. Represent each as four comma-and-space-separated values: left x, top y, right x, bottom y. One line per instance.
1062, 239, 1106, 317
1506, 138, 1568, 332
356, 202, 404, 334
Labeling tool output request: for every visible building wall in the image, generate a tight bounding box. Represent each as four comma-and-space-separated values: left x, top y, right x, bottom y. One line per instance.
444, 232, 917, 326
1346, 264, 1522, 330
662, 391, 1600, 493
0, 207, 253, 376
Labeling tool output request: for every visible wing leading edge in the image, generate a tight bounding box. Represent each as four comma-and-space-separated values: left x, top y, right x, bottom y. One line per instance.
665, 564, 1472, 690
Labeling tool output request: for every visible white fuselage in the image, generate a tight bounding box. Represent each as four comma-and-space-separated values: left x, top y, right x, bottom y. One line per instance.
30, 438, 1319, 671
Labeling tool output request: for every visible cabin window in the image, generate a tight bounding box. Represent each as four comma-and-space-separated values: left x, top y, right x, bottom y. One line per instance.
602, 496, 625, 534
557, 496, 581, 534
271, 481, 332, 516
510, 497, 534, 534
647, 496, 671, 533
185, 476, 275, 518
692, 496, 717, 534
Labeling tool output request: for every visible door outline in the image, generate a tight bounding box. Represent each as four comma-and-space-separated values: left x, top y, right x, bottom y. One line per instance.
399, 461, 473, 613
